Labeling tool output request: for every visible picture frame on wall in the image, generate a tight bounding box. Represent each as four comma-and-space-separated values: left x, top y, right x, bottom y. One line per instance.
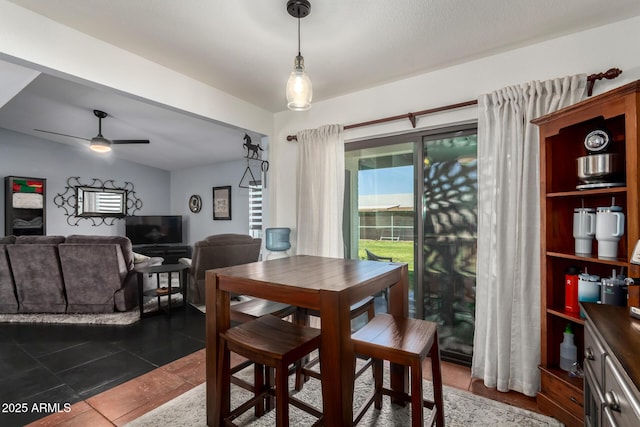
213, 186, 232, 220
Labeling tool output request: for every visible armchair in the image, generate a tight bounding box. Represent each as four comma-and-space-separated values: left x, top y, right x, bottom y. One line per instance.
181, 234, 261, 305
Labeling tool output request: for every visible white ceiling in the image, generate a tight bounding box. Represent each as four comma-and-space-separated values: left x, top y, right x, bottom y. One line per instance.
2, 0, 640, 170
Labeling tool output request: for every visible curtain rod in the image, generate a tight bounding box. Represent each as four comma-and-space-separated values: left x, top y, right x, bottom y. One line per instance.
286, 67, 622, 142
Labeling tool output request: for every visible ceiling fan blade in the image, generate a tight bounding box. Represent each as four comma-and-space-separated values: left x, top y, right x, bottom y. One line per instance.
34, 129, 91, 141
111, 140, 150, 144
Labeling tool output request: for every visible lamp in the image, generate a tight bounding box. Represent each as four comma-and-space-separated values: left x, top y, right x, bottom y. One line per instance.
89, 136, 112, 153
286, 0, 312, 111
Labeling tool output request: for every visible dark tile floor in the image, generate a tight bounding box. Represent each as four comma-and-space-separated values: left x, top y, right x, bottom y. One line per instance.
0, 305, 205, 427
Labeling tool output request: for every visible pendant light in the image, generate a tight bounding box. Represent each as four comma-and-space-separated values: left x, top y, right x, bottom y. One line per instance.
286, 0, 312, 111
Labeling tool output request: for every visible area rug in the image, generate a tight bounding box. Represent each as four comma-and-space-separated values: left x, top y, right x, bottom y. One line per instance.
125, 364, 561, 427
0, 295, 184, 325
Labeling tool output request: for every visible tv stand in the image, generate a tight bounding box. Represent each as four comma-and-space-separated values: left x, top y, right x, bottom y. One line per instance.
133, 244, 192, 265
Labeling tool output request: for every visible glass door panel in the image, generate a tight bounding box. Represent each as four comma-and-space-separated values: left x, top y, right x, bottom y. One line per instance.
422, 132, 477, 364
345, 142, 417, 315
345, 125, 477, 365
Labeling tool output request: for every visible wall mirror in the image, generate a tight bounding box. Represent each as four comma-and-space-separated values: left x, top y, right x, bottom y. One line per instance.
76, 186, 127, 217
54, 177, 142, 226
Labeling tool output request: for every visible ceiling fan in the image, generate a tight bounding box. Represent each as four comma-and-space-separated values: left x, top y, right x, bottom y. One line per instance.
35, 109, 150, 153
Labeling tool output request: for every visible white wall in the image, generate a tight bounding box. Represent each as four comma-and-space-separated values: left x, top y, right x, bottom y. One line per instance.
270, 16, 640, 244
170, 159, 260, 245
0, 1, 274, 137
0, 128, 170, 237
0, 128, 259, 244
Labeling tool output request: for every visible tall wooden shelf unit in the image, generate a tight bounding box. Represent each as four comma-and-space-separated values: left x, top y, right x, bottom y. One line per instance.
4, 176, 47, 236
532, 80, 640, 427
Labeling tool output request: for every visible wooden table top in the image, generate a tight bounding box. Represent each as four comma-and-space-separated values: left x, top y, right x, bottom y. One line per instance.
212, 255, 402, 292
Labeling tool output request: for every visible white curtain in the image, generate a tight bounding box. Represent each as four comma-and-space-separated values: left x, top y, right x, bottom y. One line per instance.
295, 124, 345, 257
471, 75, 587, 396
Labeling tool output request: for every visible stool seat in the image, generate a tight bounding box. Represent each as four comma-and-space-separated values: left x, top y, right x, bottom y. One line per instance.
231, 298, 297, 323
219, 315, 322, 426
351, 313, 444, 427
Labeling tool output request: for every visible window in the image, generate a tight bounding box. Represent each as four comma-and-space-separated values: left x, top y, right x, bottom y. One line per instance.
249, 181, 262, 239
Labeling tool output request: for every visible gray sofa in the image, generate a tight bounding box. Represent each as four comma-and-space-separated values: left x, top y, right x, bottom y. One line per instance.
0, 234, 158, 314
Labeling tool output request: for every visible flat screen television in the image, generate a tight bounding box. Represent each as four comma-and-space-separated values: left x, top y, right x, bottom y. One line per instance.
125, 215, 183, 245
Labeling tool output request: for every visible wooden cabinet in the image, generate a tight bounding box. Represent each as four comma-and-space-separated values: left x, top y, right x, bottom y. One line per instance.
532, 80, 640, 427
4, 176, 46, 236
582, 303, 640, 427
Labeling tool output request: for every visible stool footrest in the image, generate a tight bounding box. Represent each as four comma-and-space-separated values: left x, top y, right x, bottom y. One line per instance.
380, 387, 436, 409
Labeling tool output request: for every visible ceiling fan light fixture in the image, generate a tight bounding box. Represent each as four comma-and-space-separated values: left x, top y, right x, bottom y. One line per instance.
286, 0, 312, 111
89, 136, 112, 153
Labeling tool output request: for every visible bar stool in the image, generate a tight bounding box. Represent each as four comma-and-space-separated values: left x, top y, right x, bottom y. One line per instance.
294, 295, 376, 390
218, 315, 323, 427
351, 313, 444, 427
229, 298, 297, 416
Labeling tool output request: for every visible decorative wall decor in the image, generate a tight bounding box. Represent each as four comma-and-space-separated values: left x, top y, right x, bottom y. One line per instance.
189, 194, 202, 213
54, 177, 142, 226
213, 186, 231, 220
239, 133, 269, 189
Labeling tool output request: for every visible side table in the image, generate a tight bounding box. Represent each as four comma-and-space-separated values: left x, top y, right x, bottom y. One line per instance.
135, 263, 189, 318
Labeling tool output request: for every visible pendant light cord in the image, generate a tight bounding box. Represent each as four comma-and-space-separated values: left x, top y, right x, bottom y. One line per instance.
297, 17, 301, 56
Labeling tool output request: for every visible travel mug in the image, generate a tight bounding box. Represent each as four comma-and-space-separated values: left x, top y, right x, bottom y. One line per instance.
573, 208, 596, 255
565, 266, 580, 314
596, 206, 624, 259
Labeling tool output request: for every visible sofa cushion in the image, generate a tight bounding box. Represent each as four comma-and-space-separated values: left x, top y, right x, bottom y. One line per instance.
66, 235, 134, 270
15, 235, 65, 244
0, 235, 16, 244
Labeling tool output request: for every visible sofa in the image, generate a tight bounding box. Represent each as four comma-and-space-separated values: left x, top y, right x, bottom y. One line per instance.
0, 234, 161, 314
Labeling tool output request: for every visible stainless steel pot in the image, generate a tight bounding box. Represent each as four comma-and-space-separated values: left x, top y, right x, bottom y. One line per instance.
577, 153, 623, 183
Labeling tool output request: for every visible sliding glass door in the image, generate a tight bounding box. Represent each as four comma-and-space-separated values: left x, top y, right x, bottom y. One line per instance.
345, 124, 477, 365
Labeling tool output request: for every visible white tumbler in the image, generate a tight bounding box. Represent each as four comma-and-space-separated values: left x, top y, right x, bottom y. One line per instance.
573, 208, 596, 256
596, 206, 624, 259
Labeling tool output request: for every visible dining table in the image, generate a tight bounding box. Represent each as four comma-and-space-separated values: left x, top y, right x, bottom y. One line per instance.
205, 255, 409, 426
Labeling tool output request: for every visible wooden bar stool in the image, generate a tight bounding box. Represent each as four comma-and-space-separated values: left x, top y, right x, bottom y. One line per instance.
294, 295, 376, 390
229, 298, 297, 416
218, 314, 323, 427
351, 313, 444, 427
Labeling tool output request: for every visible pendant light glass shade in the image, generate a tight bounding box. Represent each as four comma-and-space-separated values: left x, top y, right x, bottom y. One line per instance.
286, 54, 312, 111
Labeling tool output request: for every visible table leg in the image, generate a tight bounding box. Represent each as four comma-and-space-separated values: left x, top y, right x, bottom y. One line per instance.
206, 271, 230, 427
155, 273, 161, 313
319, 291, 355, 426
167, 272, 172, 314
389, 264, 409, 404
137, 271, 144, 318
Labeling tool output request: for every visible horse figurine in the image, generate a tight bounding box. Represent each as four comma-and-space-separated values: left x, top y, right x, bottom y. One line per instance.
243, 133, 263, 159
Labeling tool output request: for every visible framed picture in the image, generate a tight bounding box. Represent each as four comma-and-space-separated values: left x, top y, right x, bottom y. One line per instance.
213, 186, 232, 220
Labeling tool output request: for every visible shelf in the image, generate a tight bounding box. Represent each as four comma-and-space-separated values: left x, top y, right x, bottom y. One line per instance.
547, 187, 627, 198
534, 81, 640, 425
547, 308, 585, 325
5, 176, 46, 236
540, 365, 584, 391
144, 286, 183, 297
546, 251, 628, 266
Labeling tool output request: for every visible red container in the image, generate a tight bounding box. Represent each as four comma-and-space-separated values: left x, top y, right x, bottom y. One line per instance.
565, 266, 580, 314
